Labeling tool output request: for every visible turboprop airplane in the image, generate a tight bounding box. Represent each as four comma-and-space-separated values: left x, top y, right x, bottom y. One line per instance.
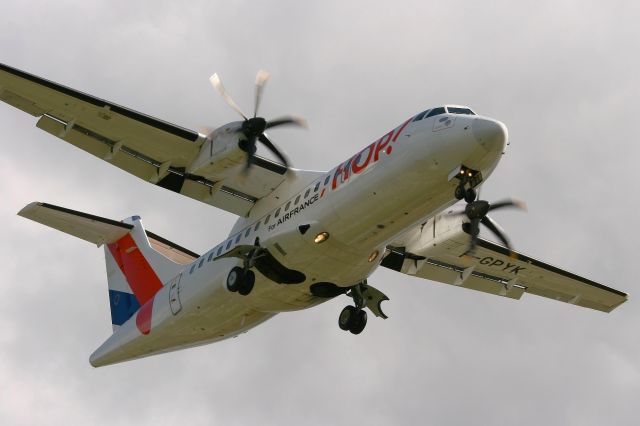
0, 63, 627, 367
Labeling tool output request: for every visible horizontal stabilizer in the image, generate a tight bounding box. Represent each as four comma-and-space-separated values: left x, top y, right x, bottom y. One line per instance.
18, 202, 132, 246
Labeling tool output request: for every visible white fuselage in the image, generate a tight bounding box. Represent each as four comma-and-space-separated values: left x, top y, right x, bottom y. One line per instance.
90, 110, 507, 366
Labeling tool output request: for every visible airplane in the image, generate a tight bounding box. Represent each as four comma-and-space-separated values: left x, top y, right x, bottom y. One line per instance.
0, 62, 627, 367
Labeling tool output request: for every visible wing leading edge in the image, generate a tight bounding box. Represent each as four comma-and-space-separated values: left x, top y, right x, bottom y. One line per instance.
381, 214, 627, 313
0, 63, 287, 216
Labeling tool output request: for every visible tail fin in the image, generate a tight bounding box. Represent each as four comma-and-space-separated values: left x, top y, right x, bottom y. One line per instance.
18, 202, 199, 331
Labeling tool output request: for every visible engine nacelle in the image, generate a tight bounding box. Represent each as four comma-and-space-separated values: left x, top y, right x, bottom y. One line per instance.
399, 213, 469, 258
188, 121, 247, 180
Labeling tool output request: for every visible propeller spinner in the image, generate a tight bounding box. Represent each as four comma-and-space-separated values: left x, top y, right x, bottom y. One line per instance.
209, 71, 306, 171
453, 197, 526, 255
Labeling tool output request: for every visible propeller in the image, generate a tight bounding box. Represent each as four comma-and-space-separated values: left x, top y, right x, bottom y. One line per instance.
209, 70, 307, 171
452, 197, 526, 255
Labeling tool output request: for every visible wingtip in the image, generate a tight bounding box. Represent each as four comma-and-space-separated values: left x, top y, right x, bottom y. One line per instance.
17, 201, 43, 218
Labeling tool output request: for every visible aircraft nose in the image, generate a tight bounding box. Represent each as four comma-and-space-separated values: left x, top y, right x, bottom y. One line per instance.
472, 118, 507, 153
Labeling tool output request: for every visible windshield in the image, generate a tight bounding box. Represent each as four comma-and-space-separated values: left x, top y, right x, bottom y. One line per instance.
446, 106, 475, 115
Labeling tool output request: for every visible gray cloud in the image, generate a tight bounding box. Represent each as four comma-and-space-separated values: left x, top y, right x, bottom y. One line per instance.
1, 1, 638, 425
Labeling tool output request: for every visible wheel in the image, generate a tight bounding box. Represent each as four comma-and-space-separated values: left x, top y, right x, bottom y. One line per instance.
454, 185, 465, 200
349, 310, 367, 335
226, 267, 245, 292
339, 306, 357, 331
238, 270, 255, 296
464, 188, 476, 203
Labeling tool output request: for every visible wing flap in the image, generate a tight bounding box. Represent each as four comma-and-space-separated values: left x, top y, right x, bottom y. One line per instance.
387, 251, 524, 300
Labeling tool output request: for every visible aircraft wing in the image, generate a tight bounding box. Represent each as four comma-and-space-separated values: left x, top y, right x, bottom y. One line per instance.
381, 215, 627, 313
0, 63, 287, 216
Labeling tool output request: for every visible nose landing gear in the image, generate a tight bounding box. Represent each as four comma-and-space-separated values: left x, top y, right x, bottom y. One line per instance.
454, 165, 482, 203
455, 185, 477, 203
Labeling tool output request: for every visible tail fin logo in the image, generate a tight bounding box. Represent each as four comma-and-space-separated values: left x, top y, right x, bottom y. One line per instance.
108, 234, 163, 334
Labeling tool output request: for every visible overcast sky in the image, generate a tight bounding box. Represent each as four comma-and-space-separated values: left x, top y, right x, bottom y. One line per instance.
1, 1, 639, 425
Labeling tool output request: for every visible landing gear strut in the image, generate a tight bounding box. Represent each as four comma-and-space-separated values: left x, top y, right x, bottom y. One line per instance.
338, 283, 368, 335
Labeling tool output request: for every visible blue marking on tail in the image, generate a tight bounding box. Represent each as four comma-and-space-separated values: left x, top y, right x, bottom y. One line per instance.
109, 290, 141, 326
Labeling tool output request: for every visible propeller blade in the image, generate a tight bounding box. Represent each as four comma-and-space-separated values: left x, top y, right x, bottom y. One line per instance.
266, 116, 308, 130
258, 133, 290, 168
465, 218, 481, 254
488, 199, 527, 212
481, 215, 512, 250
243, 136, 258, 171
209, 73, 248, 120
254, 70, 270, 118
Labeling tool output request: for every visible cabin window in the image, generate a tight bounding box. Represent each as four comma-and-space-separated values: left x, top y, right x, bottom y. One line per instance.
294, 195, 301, 205
226, 240, 232, 250
265, 214, 271, 224
254, 221, 260, 231
324, 175, 331, 186
245, 228, 251, 238
217, 246, 223, 256
190, 264, 196, 274
314, 182, 320, 192
207, 251, 214, 262
235, 234, 241, 243
275, 207, 281, 217
285, 201, 291, 211
199, 258, 205, 268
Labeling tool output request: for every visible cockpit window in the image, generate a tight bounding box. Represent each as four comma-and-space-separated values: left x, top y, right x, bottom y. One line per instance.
412, 110, 429, 122
426, 107, 446, 118
447, 107, 475, 115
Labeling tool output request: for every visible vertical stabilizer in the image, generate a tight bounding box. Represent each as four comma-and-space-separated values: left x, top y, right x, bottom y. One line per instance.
18, 202, 198, 332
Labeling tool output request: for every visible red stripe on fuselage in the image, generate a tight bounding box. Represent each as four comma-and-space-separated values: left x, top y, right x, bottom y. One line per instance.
107, 234, 163, 305
392, 117, 412, 142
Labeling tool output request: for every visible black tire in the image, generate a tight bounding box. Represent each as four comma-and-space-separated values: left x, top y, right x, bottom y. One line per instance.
238, 270, 256, 296
455, 185, 465, 200
226, 267, 244, 292
464, 188, 476, 203
339, 306, 357, 331
349, 310, 367, 335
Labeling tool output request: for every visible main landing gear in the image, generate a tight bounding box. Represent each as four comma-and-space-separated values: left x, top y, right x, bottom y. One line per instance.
226, 237, 263, 296
226, 266, 256, 296
338, 283, 368, 335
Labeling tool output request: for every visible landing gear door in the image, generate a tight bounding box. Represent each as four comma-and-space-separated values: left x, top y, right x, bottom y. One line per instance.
169, 274, 182, 315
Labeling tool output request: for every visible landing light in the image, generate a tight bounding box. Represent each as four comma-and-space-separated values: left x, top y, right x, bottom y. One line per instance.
368, 250, 379, 262
314, 232, 330, 244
